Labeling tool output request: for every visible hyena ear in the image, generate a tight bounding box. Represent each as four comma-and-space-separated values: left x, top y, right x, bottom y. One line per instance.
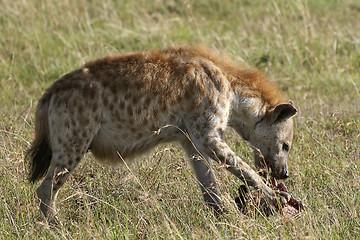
271, 102, 297, 123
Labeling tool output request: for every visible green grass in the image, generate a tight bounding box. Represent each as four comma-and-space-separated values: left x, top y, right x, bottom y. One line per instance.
1, 0, 359, 238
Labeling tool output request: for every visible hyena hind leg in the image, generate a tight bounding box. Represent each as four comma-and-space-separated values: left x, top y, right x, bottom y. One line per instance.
181, 140, 224, 214
36, 150, 86, 219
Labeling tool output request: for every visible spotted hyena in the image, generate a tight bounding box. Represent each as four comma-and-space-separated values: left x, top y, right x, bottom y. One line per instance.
26, 45, 297, 218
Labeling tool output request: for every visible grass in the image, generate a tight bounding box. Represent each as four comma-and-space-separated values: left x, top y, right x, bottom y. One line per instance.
1, 0, 359, 238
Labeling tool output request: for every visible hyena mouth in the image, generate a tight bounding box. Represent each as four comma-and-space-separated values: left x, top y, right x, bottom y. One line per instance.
254, 147, 271, 169
262, 159, 273, 176
254, 148, 275, 178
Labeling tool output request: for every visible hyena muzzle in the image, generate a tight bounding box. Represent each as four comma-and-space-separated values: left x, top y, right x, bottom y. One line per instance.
26, 45, 297, 218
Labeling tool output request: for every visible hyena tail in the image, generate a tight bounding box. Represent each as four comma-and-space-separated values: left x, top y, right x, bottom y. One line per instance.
26, 95, 52, 183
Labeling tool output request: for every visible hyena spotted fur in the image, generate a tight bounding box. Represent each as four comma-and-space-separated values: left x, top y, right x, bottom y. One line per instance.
27, 45, 297, 218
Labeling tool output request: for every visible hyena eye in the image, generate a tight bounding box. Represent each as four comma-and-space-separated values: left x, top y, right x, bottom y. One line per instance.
282, 143, 290, 152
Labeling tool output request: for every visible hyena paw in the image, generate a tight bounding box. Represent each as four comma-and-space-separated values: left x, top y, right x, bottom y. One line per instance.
262, 186, 290, 209
271, 190, 291, 208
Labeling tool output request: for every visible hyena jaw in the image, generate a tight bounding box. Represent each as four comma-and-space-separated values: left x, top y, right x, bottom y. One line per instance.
26, 44, 297, 219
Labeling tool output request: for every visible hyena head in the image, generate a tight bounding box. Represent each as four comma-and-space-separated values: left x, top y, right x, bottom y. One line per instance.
250, 102, 297, 179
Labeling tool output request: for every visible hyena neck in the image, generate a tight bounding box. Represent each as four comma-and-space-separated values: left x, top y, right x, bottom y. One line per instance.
229, 95, 268, 141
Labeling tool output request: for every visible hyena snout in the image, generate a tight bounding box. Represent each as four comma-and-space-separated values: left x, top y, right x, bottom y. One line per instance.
255, 152, 290, 179
272, 163, 289, 180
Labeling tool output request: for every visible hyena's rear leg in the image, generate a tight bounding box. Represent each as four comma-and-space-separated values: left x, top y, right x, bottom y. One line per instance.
181, 140, 224, 214
37, 100, 101, 219
36, 149, 87, 219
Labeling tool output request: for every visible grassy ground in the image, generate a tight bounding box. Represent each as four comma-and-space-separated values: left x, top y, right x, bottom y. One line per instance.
1, 0, 359, 239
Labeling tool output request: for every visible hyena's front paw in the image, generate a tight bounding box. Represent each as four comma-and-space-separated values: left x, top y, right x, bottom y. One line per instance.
236, 185, 291, 216
272, 190, 291, 207
263, 186, 291, 210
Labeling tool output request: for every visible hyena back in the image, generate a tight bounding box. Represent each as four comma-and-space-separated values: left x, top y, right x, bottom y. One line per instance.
27, 45, 297, 218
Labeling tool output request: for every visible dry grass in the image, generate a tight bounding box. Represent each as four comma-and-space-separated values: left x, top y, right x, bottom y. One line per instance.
0, 0, 359, 239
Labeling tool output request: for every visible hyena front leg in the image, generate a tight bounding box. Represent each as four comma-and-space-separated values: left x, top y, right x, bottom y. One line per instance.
181, 140, 224, 214
196, 132, 290, 208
